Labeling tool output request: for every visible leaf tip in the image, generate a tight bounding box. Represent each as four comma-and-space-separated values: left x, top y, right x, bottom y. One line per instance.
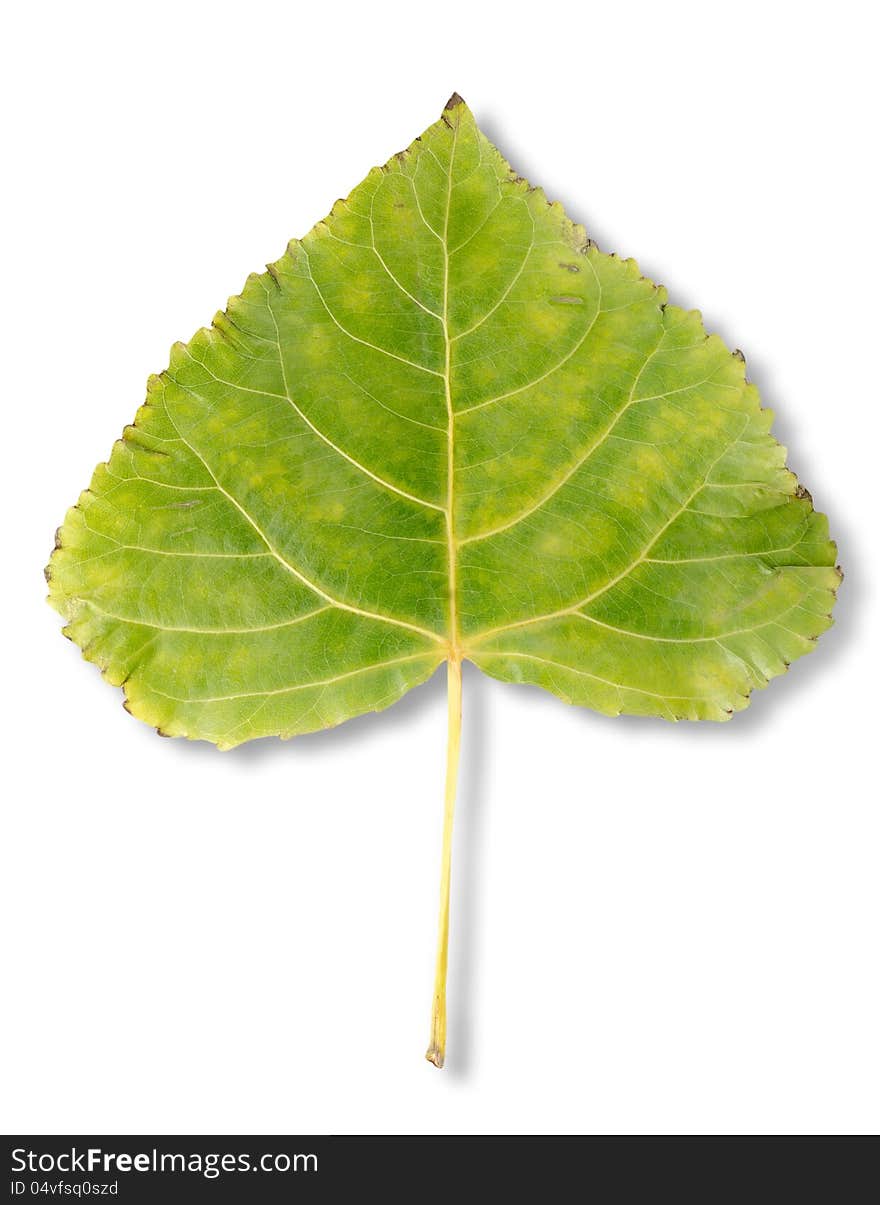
443, 91, 466, 112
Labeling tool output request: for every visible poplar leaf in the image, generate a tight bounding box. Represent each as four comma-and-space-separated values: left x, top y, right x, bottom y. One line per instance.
48, 95, 839, 745
47, 94, 841, 1067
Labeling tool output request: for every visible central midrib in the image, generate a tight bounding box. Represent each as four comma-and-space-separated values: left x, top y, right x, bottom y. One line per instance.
442, 116, 460, 659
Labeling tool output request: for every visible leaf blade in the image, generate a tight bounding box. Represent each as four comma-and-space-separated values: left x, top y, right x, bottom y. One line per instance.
48, 97, 839, 742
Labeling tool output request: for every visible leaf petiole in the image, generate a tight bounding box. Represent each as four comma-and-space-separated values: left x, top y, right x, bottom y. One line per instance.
425, 655, 462, 1068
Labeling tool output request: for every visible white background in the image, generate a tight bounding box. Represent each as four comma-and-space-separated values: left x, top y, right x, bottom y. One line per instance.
2, 0, 877, 1135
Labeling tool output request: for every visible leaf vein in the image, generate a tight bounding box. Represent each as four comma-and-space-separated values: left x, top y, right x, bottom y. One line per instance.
149, 653, 440, 703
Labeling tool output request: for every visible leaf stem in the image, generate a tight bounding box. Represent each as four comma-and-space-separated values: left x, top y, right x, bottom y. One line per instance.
425, 655, 463, 1068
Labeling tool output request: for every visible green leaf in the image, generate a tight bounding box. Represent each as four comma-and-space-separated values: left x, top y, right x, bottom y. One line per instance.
47, 94, 839, 746
47, 93, 841, 1069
